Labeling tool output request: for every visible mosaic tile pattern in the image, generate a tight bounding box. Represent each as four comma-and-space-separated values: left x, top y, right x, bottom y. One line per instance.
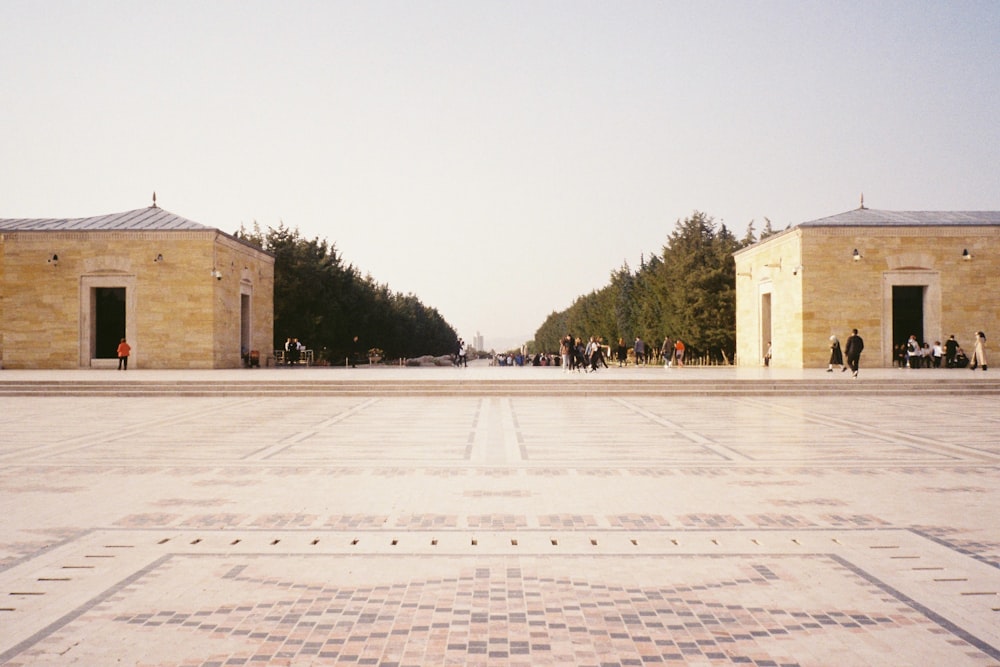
7, 554, 996, 666
106, 512, 931, 533
1, 386, 999, 665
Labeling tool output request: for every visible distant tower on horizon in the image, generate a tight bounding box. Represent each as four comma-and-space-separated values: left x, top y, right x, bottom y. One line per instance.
474, 331, 484, 351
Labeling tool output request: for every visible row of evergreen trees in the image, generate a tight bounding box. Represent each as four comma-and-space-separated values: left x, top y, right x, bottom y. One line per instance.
237, 224, 457, 363
531, 212, 774, 364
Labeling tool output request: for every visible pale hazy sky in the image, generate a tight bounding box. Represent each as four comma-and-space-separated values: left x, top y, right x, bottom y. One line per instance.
3, 1, 999, 349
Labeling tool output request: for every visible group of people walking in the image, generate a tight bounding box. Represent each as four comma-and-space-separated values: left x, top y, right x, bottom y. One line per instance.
560, 335, 606, 372
826, 329, 865, 378
614, 336, 686, 367
558, 335, 688, 372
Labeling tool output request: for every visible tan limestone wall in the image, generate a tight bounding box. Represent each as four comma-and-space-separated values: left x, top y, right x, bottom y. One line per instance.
737, 225, 1000, 368
735, 230, 803, 367
0, 234, 6, 367
803, 226, 1000, 367
799, 229, 883, 368
0, 231, 273, 369
1, 233, 82, 368
135, 234, 216, 369
210, 236, 275, 369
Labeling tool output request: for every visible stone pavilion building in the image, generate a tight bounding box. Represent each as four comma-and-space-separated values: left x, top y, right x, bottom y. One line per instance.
0, 204, 274, 369
734, 207, 1000, 368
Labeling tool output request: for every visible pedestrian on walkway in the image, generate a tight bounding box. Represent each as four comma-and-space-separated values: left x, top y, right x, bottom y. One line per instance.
970, 331, 988, 371
633, 337, 646, 366
845, 328, 864, 378
598, 337, 609, 368
561, 335, 572, 371
116, 337, 131, 370
661, 336, 673, 368
615, 337, 628, 367
674, 339, 685, 367
827, 335, 846, 372
587, 336, 603, 372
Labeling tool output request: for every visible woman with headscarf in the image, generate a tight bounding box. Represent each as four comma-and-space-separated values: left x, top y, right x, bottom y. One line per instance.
827, 335, 846, 372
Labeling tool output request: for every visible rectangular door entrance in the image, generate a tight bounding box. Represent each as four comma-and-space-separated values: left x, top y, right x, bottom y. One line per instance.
892, 285, 924, 350
760, 292, 772, 364
94, 287, 126, 359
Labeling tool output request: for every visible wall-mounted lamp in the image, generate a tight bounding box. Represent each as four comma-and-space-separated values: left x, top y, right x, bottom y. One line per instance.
852, 248, 862, 262
210, 268, 223, 280
962, 249, 972, 261
154, 253, 164, 263
792, 265, 804, 276
48, 253, 59, 266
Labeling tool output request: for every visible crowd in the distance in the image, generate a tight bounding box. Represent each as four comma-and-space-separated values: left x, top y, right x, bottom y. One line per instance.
553, 335, 688, 372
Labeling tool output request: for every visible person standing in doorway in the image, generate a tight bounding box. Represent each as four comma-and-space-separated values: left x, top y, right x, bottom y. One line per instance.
117, 338, 131, 371
845, 328, 864, 378
906, 335, 921, 368
970, 331, 988, 371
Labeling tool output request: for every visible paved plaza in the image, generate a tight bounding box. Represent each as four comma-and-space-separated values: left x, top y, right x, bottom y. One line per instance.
1, 365, 998, 666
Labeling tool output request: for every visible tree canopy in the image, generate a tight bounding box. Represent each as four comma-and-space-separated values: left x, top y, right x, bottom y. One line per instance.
237, 223, 457, 363
532, 212, 757, 364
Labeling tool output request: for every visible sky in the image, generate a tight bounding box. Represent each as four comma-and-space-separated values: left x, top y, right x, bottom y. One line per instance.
3, 1, 999, 351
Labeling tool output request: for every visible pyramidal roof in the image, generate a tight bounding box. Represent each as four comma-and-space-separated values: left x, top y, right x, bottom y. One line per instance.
0, 206, 214, 232
798, 208, 1000, 227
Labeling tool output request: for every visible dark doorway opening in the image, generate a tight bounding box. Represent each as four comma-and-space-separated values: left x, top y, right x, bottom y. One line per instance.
240, 293, 250, 354
94, 287, 126, 359
892, 285, 924, 349
760, 292, 772, 364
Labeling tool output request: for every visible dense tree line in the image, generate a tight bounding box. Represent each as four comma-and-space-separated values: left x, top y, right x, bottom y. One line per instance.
237, 223, 457, 363
532, 212, 774, 364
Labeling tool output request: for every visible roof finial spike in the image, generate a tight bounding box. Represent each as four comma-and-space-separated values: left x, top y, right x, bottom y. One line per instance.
151, 191, 158, 208
859, 192, 866, 210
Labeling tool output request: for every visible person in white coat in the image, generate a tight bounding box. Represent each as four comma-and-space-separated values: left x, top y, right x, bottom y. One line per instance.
970, 331, 988, 371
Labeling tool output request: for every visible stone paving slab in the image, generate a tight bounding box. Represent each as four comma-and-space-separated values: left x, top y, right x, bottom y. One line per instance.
0, 369, 998, 665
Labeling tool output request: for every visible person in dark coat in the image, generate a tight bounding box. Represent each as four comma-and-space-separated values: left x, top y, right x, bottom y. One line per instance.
845, 328, 864, 378
827, 335, 846, 372
945, 335, 959, 368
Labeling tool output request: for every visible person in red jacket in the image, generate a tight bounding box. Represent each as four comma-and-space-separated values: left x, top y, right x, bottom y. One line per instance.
117, 338, 131, 371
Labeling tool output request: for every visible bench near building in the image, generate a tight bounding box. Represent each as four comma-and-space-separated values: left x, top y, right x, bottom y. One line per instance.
734, 206, 1000, 368
0, 204, 274, 369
